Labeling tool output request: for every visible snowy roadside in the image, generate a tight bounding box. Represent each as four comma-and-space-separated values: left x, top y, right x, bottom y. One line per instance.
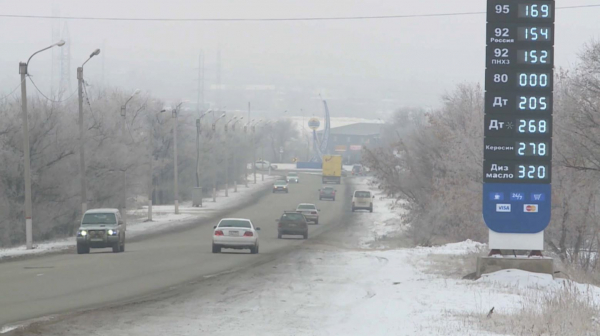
12, 177, 600, 335
0, 177, 276, 261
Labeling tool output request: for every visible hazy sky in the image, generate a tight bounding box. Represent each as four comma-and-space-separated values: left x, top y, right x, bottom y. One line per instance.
1, 0, 599, 117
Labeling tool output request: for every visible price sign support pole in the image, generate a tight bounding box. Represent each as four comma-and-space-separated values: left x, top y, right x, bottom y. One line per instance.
478, 0, 555, 278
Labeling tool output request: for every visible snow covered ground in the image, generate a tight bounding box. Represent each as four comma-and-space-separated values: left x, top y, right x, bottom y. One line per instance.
0, 177, 275, 261
10, 177, 600, 335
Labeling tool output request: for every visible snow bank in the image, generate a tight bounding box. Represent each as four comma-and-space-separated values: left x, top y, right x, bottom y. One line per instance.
0, 177, 275, 261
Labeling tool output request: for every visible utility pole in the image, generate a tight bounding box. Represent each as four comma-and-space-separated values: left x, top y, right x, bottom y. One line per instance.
224, 121, 229, 197
77, 48, 100, 220
173, 106, 180, 214
77, 67, 87, 216
212, 113, 226, 201
20, 40, 66, 249
252, 125, 257, 184
147, 117, 154, 221
120, 89, 140, 226
19, 62, 33, 249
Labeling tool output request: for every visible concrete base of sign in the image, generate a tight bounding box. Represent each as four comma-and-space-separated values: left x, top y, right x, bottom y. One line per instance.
476, 255, 554, 279
489, 230, 543, 250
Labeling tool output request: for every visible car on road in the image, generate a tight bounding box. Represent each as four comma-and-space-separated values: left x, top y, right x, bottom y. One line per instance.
352, 190, 374, 212
212, 218, 260, 254
352, 164, 365, 176
273, 180, 289, 193
76, 208, 126, 254
296, 203, 320, 224
287, 172, 300, 183
255, 160, 277, 171
319, 186, 336, 201
276, 211, 308, 239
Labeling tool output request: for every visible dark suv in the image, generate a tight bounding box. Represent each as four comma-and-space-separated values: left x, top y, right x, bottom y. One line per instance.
276, 211, 308, 239
319, 187, 336, 201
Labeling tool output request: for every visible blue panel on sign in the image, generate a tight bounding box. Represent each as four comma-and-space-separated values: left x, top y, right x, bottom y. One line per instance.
483, 183, 551, 233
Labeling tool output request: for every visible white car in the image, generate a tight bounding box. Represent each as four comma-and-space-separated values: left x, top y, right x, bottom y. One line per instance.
212, 218, 260, 254
296, 203, 320, 224
352, 190, 374, 212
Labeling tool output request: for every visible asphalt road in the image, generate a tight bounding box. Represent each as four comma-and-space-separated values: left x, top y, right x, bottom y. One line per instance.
0, 173, 348, 328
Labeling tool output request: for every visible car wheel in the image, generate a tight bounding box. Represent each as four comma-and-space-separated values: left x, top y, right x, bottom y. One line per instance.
278, 232, 282, 239
369, 207, 373, 213
77, 243, 88, 254
352, 207, 355, 212
250, 245, 258, 254
332, 197, 336, 201
112, 241, 120, 253
303, 232, 308, 239
319, 197, 322, 200
315, 219, 319, 225
212, 244, 221, 253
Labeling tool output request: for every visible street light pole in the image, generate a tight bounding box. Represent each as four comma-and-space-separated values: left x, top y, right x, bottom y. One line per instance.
120, 89, 140, 226
231, 117, 243, 193
252, 119, 262, 184
212, 113, 226, 201
20, 40, 65, 249
147, 108, 166, 221
172, 102, 185, 215
224, 116, 238, 197
77, 48, 101, 221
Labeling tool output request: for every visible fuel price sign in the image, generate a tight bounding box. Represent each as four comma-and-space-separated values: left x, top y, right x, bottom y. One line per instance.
483, 0, 554, 234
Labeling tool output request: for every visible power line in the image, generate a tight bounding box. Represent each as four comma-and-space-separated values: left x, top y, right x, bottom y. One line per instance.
0, 4, 599, 22
0, 78, 25, 100
28, 76, 77, 103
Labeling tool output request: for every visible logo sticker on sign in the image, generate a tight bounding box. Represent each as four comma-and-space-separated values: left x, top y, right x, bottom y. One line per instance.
496, 204, 511, 212
524, 204, 539, 213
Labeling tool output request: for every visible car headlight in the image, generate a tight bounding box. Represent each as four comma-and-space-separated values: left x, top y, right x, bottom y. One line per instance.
79, 230, 87, 236
108, 229, 117, 235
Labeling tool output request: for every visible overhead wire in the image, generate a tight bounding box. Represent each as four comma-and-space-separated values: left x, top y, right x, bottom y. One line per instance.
0, 4, 598, 22
0, 78, 25, 100
27, 76, 78, 103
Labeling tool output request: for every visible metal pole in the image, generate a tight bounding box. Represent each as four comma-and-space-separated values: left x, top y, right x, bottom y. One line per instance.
252, 128, 257, 184
195, 119, 200, 188
173, 111, 180, 214
212, 131, 217, 202
147, 118, 154, 221
19, 62, 33, 250
120, 106, 128, 227
224, 125, 229, 197
77, 67, 87, 218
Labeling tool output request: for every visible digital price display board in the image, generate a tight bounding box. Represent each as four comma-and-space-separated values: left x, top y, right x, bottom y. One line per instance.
483, 0, 554, 234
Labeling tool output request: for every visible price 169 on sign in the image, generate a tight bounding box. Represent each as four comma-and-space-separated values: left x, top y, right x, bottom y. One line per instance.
483, 0, 554, 234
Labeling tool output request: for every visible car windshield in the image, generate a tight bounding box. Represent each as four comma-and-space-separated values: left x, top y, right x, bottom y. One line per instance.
218, 220, 252, 228
280, 213, 304, 222
323, 187, 334, 191
355, 191, 371, 198
274, 181, 286, 185
288, 173, 298, 176
82, 213, 117, 225
297, 204, 316, 210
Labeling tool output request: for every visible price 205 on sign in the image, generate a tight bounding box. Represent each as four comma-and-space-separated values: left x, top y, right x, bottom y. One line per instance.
483, 0, 554, 234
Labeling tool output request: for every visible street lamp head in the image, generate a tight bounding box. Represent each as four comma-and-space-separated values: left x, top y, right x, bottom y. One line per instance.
133, 89, 141, 95
90, 49, 101, 57
56, 40, 66, 47
160, 109, 166, 113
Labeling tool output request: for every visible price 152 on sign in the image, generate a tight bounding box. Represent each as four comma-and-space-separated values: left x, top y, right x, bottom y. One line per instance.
483, 0, 554, 234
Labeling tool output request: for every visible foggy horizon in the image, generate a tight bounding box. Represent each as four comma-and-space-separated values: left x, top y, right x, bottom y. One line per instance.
1, 0, 599, 118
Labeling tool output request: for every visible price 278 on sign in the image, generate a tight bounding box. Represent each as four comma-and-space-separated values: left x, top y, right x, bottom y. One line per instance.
483, 0, 554, 234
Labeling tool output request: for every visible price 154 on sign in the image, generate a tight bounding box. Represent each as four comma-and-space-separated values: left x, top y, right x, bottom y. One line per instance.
483, 0, 554, 234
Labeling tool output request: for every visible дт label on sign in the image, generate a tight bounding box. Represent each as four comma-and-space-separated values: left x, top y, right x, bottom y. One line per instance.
483, 0, 554, 234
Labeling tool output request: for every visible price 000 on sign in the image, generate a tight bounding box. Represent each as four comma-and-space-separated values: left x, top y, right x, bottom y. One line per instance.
483, 1, 554, 234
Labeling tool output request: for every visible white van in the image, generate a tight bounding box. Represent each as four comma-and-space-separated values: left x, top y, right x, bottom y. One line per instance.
352, 190, 374, 212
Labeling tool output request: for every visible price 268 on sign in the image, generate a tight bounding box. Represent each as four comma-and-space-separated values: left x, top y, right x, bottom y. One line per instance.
483, 0, 554, 234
